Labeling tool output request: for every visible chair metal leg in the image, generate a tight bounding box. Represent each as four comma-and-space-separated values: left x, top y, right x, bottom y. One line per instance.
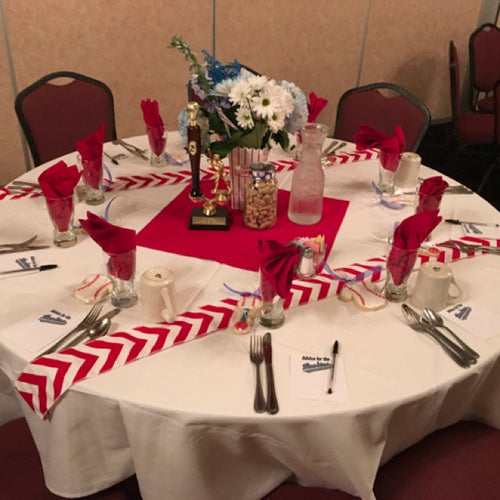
476, 162, 496, 194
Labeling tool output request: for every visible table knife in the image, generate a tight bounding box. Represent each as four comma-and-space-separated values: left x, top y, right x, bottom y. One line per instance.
263, 332, 279, 414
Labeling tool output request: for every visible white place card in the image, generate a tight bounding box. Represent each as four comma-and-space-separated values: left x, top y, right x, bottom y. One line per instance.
290, 353, 348, 401
441, 301, 500, 341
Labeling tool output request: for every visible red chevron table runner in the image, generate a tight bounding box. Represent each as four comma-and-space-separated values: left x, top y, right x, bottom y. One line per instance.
0, 149, 379, 201
14, 235, 497, 419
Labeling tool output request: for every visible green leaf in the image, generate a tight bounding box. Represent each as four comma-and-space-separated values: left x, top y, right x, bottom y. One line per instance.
238, 122, 268, 149
272, 130, 290, 151
209, 141, 237, 159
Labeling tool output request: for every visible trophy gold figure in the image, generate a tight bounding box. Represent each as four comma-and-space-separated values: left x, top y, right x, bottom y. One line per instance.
186, 101, 231, 230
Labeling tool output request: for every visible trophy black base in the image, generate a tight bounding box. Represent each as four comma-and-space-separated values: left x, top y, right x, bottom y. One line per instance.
189, 207, 230, 230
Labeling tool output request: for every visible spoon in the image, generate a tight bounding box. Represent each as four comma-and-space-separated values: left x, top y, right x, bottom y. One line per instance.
86, 316, 112, 339
401, 304, 470, 368
422, 308, 479, 360
62, 308, 121, 349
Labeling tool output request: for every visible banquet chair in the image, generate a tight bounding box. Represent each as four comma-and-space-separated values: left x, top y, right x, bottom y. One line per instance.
468, 23, 500, 113
333, 83, 431, 152
0, 417, 142, 499
15, 71, 117, 167
476, 79, 500, 193
263, 421, 500, 500
447, 41, 496, 192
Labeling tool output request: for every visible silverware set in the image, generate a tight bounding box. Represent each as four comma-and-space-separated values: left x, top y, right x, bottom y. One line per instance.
440, 241, 500, 255
112, 139, 149, 161
250, 332, 279, 414
37, 303, 121, 357
0, 235, 49, 254
4, 180, 41, 192
402, 304, 479, 368
322, 140, 346, 158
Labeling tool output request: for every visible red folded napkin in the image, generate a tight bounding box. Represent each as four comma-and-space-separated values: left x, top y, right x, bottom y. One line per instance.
353, 124, 406, 171
259, 240, 301, 301
141, 99, 166, 156
307, 92, 328, 123
416, 176, 449, 212
387, 210, 442, 285
75, 124, 104, 189
79, 211, 137, 280
38, 160, 81, 231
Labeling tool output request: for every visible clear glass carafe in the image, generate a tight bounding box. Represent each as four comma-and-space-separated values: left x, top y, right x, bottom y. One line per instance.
288, 123, 329, 225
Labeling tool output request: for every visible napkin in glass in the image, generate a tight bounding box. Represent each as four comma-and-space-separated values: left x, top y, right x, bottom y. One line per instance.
38, 160, 81, 231
140, 98, 165, 156
387, 210, 441, 285
353, 124, 406, 171
416, 176, 449, 212
75, 124, 104, 189
307, 92, 328, 123
79, 211, 136, 280
259, 239, 301, 301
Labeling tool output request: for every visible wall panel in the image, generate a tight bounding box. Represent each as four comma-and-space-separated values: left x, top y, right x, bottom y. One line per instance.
1, 0, 212, 183
216, 0, 369, 134
362, 0, 481, 120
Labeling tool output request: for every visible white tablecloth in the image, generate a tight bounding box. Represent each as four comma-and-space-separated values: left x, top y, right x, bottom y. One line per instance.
0, 134, 499, 500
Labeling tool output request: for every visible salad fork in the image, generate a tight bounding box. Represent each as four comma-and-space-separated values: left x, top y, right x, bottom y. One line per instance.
250, 335, 266, 413
37, 303, 103, 357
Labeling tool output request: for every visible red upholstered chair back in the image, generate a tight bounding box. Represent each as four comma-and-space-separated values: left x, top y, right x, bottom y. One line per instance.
333, 83, 431, 152
15, 71, 117, 167
469, 23, 500, 93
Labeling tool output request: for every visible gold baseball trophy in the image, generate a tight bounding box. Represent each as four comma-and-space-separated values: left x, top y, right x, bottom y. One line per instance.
187, 101, 231, 230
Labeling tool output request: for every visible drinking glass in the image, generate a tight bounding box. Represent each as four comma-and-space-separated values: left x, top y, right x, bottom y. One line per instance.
377, 151, 401, 194
146, 125, 167, 166
77, 154, 105, 205
106, 248, 138, 308
259, 269, 285, 328
45, 194, 77, 248
385, 244, 418, 302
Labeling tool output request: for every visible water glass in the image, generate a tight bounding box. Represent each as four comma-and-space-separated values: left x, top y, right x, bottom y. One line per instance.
259, 269, 285, 328
45, 194, 77, 248
385, 245, 418, 302
106, 248, 138, 308
77, 154, 105, 205
146, 125, 167, 166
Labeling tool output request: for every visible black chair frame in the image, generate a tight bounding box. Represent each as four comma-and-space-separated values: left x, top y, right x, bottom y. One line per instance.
334, 82, 431, 152
15, 71, 117, 167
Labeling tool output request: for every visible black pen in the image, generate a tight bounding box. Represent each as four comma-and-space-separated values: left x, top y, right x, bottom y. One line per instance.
327, 340, 339, 394
0, 264, 58, 276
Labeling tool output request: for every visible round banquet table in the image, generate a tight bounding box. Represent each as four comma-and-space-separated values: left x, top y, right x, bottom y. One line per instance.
0, 133, 499, 500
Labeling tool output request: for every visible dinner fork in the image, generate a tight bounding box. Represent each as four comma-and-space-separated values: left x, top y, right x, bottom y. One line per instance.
401, 304, 470, 368
37, 303, 103, 357
250, 335, 266, 413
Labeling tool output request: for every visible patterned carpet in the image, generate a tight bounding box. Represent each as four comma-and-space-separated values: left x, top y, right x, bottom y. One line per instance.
417, 121, 500, 211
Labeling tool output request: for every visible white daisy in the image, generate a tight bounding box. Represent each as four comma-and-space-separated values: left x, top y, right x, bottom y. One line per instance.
228, 79, 251, 106
235, 106, 254, 129
252, 88, 279, 120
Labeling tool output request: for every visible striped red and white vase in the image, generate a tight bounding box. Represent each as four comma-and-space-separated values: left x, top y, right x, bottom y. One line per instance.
227, 147, 269, 210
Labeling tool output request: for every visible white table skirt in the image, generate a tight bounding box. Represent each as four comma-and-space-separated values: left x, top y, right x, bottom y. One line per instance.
1, 134, 499, 500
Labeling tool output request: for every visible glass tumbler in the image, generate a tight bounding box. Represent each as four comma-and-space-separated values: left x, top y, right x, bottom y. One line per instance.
146, 125, 167, 166
77, 154, 105, 205
45, 194, 77, 248
259, 269, 285, 328
106, 248, 138, 308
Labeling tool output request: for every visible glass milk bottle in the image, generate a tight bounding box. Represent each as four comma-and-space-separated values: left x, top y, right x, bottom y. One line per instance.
288, 123, 329, 225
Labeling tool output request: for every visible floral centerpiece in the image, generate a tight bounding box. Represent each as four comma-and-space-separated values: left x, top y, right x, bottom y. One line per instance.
169, 35, 308, 159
